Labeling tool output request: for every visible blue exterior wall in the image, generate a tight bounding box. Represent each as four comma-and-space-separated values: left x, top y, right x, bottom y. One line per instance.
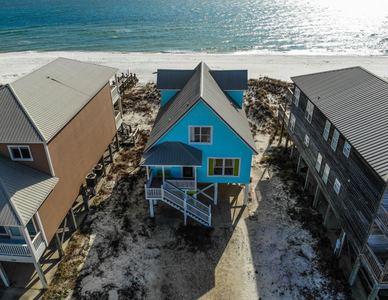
151, 166, 182, 178
161, 90, 178, 107
156, 100, 254, 184
226, 91, 244, 108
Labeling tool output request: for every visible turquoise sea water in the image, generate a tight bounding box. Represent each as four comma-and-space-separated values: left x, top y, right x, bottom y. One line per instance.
1, 0, 388, 55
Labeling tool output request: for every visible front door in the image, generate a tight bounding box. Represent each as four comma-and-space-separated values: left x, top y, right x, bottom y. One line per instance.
183, 167, 193, 178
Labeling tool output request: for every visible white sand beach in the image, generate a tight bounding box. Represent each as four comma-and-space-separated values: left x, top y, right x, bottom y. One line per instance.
1, 51, 388, 85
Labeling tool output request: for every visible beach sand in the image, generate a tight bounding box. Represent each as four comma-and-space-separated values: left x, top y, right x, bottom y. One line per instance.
1, 51, 388, 85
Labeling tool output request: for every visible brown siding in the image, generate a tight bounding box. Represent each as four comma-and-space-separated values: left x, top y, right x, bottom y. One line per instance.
0, 143, 51, 174
39, 83, 116, 242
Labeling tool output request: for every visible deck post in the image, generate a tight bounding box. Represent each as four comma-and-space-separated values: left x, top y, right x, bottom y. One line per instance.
284, 134, 290, 151
153, 199, 157, 205
184, 191, 187, 226
162, 166, 165, 186
312, 185, 320, 208
349, 256, 361, 286
35, 211, 48, 246
194, 167, 197, 199
33, 262, 47, 289
303, 168, 310, 191
244, 183, 249, 205
279, 122, 285, 143
146, 167, 149, 180
22, 227, 37, 261
0, 263, 9, 287
214, 183, 218, 205
367, 285, 379, 300
290, 143, 295, 158
115, 132, 120, 150
100, 155, 107, 176
324, 204, 331, 226
149, 199, 154, 218
69, 206, 78, 230
54, 232, 64, 257
108, 144, 114, 163
296, 154, 302, 174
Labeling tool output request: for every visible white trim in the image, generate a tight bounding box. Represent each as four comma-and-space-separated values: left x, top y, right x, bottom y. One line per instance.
294, 87, 300, 107
35, 211, 48, 246
305, 100, 314, 123
7, 226, 23, 240
323, 120, 331, 141
208, 157, 241, 178
188, 126, 213, 145
44, 143, 55, 176
331, 129, 339, 151
21, 227, 37, 262
7, 145, 33, 161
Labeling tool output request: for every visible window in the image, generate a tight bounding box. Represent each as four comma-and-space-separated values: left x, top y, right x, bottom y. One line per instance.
343, 141, 351, 157
294, 87, 300, 107
26, 219, 37, 236
289, 113, 296, 132
322, 163, 330, 184
189, 126, 212, 144
331, 129, 339, 151
334, 178, 341, 194
323, 120, 331, 141
9, 227, 21, 237
305, 101, 314, 123
8, 146, 33, 161
315, 153, 322, 172
208, 158, 240, 177
0, 226, 7, 235
304, 134, 310, 147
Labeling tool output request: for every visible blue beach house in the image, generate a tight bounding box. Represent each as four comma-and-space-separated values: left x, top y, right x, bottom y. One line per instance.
141, 62, 257, 226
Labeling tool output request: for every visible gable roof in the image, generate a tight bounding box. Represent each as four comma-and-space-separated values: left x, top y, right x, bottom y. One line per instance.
145, 62, 257, 154
291, 66, 388, 181
140, 141, 202, 166
3, 57, 118, 142
157, 70, 195, 90
0, 156, 59, 226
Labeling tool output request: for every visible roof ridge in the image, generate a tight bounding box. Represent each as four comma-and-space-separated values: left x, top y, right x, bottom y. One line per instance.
176, 142, 201, 165
199, 62, 204, 98
0, 170, 22, 226
7, 84, 46, 142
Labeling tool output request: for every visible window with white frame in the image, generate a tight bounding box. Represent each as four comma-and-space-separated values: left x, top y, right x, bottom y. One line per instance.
8, 146, 33, 161
323, 120, 331, 141
331, 129, 339, 151
294, 87, 300, 107
322, 163, 330, 184
189, 126, 212, 144
343, 141, 351, 157
289, 113, 296, 132
334, 178, 341, 194
304, 134, 310, 147
315, 153, 322, 172
208, 158, 240, 177
305, 100, 314, 123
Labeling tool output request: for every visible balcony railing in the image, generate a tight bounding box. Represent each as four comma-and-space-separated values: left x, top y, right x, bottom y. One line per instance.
286, 87, 293, 104
111, 85, 119, 103
362, 243, 388, 284
0, 231, 45, 258
278, 104, 289, 124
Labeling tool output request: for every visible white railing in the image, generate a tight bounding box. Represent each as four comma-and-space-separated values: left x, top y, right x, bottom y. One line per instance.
363, 244, 383, 281
32, 232, 44, 251
0, 242, 30, 256
111, 85, 119, 103
145, 185, 162, 199
114, 110, 122, 124
164, 189, 185, 208
166, 179, 195, 190
279, 104, 289, 124
377, 204, 388, 234
286, 87, 293, 104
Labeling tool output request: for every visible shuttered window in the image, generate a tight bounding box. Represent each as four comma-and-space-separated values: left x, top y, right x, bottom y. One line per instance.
294, 87, 300, 107
208, 158, 240, 177
343, 141, 351, 157
334, 178, 341, 194
315, 153, 322, 172
305, 100, 314, 123
322, 164, 330, 184
304, 134, 310, 147
331, 129, 339, 151
323, 120, 331, 141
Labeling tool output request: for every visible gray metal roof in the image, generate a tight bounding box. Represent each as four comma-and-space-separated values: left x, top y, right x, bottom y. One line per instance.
145, 62, 257, 154
157, 70, 195, 90
0, 86, 43, 143
291, 66, 388, 181
140, 141, 202, 166
0, 156, 59, 226
210, 70, 248, 90
8, 57, 118, 142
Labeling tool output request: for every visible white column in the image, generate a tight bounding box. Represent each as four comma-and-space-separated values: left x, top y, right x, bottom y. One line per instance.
244, 183, 249, 205
35, 211, 48, 246
21, 227, 37, 261
194, 167, 197, 199
146, 167, 149, 180
149, 199, 154, 217
0, 263, 9, 287
214, 183, 218, 205
162, 166, 165, 186
33, 262, 47, 289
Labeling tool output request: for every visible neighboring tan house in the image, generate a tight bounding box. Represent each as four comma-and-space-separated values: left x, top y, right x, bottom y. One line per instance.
0, 58, 123, 288
278, 67, 388, 300
141, 62, 257, 226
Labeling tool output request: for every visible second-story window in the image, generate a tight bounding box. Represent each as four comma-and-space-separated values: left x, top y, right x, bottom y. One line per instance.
343, 141, 351, 158
334, 178, 341, 194
315, 153, 322, 172
322, 163, 330, 184
305, 100, 314, 123
294, 87, 300, 107
323, 120, 331, 141
289, 113, 296, 132
331, 129, 339, 151
8, 146, 33, 161
189, 126, 212, 144
304, 134, 310, 147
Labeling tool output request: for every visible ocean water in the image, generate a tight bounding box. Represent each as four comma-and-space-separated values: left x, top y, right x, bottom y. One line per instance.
1, 0, 388, 55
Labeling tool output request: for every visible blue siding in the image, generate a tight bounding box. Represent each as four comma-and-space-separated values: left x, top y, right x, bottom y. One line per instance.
226, 91, 244, 108
161, 90, 178, 107
156, 100, 254, 184
151, 166, 182, 178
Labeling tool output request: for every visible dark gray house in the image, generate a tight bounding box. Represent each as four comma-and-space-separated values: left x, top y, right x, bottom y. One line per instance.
278, 66, 388, 300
